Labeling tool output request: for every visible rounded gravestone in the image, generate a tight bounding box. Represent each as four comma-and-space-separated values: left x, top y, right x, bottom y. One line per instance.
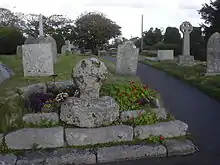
72, 57, 108, 100
24, 36, 37, 44
45, 36, 57, 62
206, 32, 220, 74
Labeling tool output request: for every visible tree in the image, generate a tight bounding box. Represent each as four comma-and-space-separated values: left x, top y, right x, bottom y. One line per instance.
74, 12, 121, 55
190, 27, 206, 61
0, 27, 25, 54
164, 27, 181, 44
18, 13, 75, 38
198, 0, 220, 41
0, 8, 24, 29
143, 28, 163, 46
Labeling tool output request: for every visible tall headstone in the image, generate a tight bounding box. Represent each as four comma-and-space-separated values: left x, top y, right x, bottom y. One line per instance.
116, 41, 139, 75
22, 43, 54, 77
65, 40, 71, 52
206, 32, 220, 76
178, 21, 195, 66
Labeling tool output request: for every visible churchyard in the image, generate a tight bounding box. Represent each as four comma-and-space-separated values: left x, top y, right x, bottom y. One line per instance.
140, 22, 220, 102
0, 37, 197, 164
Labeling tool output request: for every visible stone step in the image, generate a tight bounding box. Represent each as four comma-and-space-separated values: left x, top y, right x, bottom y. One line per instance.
0, 140, 197, 165
65, 125, 133, 146
5, 127, 64, 149
134, 120, 188, 139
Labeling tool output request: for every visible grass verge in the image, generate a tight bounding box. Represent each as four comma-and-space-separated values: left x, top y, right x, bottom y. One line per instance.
142, 60, 220, 101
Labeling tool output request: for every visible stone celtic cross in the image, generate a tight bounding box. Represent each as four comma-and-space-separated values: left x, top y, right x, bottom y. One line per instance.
180, 21, 193, 56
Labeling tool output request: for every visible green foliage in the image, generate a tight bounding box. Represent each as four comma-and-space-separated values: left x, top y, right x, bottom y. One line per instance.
144, 60, 220, 101
52, 34, 65, 53
123, 111, 159, 126
148, 43, 181, 56
0, 27, 25, 54
101, 81, 157, 111
142, 27, 163, 47
164, 27, 181, 45
198, 0, 220, 41
74, 12, 121, 55
190, 27, 206, 61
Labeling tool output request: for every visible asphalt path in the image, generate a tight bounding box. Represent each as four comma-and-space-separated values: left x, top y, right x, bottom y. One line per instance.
97, 56, 220, 165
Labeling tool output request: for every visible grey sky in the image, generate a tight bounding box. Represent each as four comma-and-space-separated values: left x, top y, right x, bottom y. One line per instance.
0, 0, 209, 38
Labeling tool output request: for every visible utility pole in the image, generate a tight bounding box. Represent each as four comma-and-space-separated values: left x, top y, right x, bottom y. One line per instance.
141, 14, 144, 52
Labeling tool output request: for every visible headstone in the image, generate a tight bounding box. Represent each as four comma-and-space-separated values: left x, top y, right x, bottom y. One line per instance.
157, 50, 174, 61
24, 36, 37, 44
178, 21, 195, 66
16, 45, 22, 55
206, 32, 220, 76
60, 57, 119, 128
116, 41, 139, 75
0, 62, 14, 84
45, 36, 57, 62
61, 45, 67, 54
22, 43, 54, 77
65, 40, 71, 52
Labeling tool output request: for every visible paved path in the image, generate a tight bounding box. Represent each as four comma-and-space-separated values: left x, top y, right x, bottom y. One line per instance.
99, 56, 220, 165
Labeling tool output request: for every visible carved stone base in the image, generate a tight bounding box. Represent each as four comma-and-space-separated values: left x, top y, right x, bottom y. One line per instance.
178, 55, 195, 66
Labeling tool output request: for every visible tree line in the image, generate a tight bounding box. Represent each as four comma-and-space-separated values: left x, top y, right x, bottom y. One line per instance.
0, 0, 219, 60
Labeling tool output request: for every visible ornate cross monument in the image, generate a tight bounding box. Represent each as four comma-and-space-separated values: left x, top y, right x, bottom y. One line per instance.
178, 21, 195, 66
39, 14, 44, 37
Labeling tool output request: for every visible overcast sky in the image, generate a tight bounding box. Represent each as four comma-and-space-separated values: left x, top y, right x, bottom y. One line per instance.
0, 0, 209, 39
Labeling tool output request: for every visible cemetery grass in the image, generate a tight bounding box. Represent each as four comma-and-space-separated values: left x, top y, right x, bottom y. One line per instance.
0, 54, 159, 133
143, 60, 220, 101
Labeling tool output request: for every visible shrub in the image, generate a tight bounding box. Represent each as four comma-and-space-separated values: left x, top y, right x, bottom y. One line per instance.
148, 43, 181, 56
101, 81, 157, 111
0, 27, 25, 54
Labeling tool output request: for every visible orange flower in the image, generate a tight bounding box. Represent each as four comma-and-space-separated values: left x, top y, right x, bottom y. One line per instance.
159, 135, 165, 141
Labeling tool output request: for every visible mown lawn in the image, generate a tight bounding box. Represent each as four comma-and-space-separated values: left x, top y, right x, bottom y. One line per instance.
142, 60, 220, 101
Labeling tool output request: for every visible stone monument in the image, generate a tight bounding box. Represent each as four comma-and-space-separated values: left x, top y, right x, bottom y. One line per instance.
22, 43, 54, 77
60, 57, 119, 127
39, 14, 44, 37
178, 21, 195, 66
206, 32, 220, 75
116, 41, 139, 75
157, 50, 174, 61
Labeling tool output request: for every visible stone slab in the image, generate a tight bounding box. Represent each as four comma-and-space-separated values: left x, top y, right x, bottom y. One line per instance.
44, 148, 96, 165
120, 110, 145, 121
16, 148, 96, 165
22, 113, 59, 125
157, 50, 174, 61
5, 127, 64, 149
22, 43, 54, 77
178, 55, 195, 66
0, 154, 17, 165
164, 139, 197, 156
97, 144, 166, 163
134, 120, 188, 139
65, 125, 133, 146
152, 108, 167, 120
